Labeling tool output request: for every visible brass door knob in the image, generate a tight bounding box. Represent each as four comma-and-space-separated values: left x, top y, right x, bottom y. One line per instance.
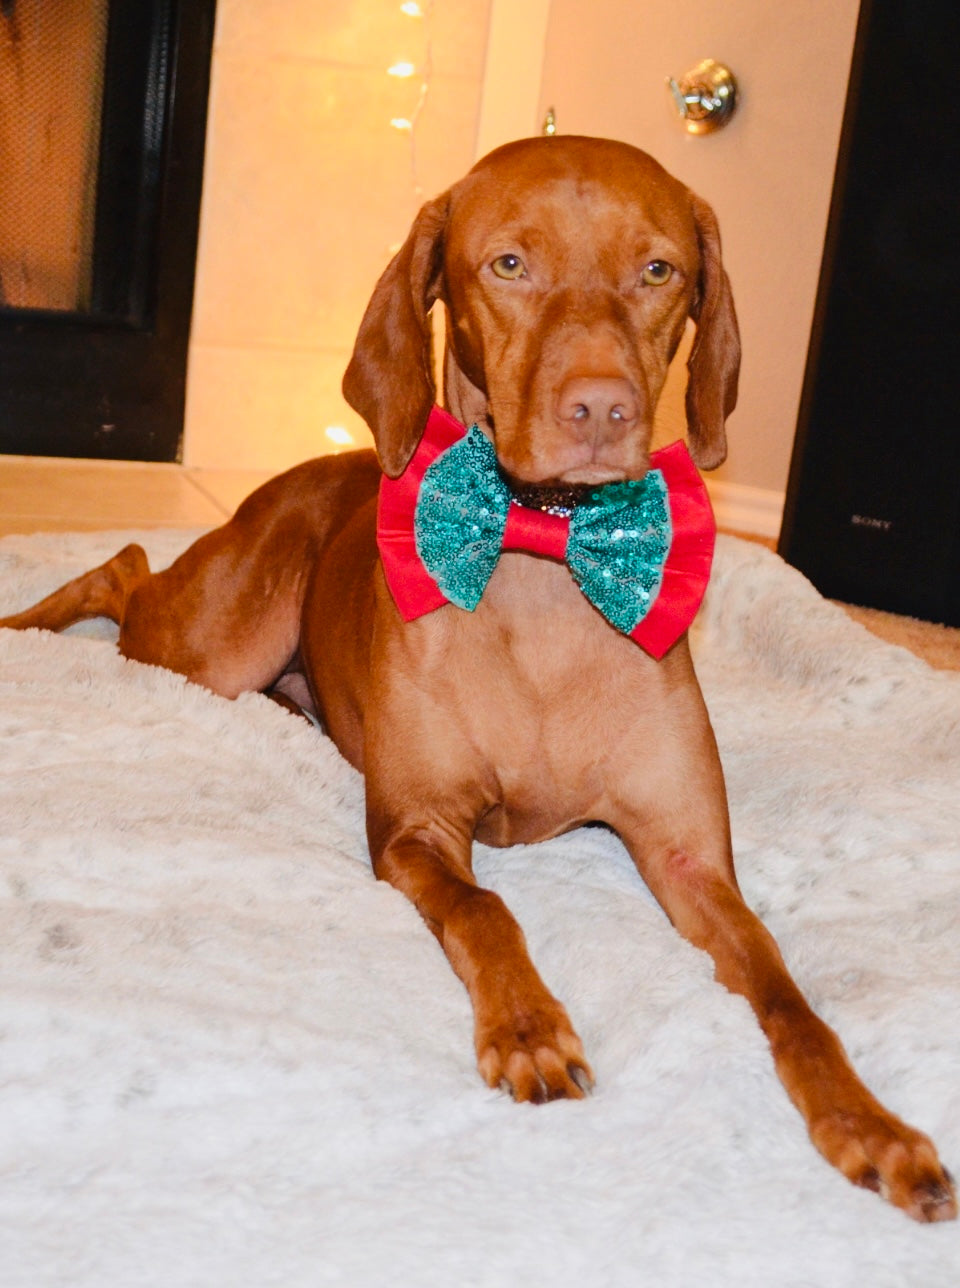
667, 60, 738, 134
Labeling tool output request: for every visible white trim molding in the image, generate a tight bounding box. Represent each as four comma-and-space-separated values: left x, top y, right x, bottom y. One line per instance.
705, 479, 785, 540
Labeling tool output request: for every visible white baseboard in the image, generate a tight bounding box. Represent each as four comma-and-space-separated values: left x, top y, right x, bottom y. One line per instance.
705, 479, 784, 540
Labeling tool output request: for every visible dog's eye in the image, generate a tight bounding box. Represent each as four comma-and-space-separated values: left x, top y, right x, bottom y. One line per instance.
641, 260, 673, 286
491, 254, 527, 280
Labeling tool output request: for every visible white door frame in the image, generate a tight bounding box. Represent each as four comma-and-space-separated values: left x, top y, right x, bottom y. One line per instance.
475, 0, 552, 158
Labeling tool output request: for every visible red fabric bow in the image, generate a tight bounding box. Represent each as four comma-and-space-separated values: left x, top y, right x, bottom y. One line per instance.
377, 406, 716, 659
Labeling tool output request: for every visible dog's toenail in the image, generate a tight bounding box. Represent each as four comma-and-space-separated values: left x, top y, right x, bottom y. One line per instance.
570, 1065, 593, 1095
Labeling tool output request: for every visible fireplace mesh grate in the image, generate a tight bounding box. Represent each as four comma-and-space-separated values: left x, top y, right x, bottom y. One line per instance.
0, 0, 110, 312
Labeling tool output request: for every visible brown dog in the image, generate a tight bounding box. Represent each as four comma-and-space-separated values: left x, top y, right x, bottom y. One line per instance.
2, 137, 955, 1221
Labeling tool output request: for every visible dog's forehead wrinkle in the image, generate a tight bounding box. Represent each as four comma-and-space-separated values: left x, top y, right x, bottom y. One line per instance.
469, 134, 679, 193
450, 189, 693, 282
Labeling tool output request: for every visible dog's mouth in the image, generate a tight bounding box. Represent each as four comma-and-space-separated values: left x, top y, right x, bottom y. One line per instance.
486, 416, 650, 502
499, 464, 651, 513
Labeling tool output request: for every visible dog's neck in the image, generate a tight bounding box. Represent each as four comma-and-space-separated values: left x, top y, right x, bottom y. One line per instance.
441, 350, 489, 439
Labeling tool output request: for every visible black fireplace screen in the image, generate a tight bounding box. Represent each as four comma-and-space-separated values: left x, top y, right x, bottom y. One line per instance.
0, 0, 216, 461
0, 0, 109, 313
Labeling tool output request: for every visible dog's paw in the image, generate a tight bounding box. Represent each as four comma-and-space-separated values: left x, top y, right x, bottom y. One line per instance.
812, 1109, 957, 1222
475, 998, 594, 1103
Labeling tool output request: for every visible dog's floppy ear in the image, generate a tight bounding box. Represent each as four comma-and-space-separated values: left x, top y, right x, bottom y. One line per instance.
342, 193, 449, 478
684, 193, 740, 470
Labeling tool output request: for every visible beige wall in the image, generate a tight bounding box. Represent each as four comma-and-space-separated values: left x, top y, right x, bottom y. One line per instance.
536, 0, 861, 498
184, 0, 491, 472
185, 0, 859, 511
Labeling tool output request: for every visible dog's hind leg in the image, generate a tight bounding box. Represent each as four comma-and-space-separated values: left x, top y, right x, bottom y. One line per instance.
0, 544, 150, 633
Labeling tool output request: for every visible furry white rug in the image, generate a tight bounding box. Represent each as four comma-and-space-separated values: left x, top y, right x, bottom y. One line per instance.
1, 529, 959, 1287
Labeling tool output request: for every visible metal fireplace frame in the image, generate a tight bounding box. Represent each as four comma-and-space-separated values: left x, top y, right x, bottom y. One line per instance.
0, 0, 216, 461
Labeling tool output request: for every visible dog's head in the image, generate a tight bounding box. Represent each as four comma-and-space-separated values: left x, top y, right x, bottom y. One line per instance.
343, 135, 739, 484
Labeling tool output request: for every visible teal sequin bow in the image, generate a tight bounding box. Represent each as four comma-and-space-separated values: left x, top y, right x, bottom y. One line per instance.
414, 423, 672, 634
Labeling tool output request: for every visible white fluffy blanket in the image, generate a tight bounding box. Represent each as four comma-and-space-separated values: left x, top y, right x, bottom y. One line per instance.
1, 530, 959, 1286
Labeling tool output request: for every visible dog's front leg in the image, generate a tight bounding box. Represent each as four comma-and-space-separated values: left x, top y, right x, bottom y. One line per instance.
628, 823, 957, 1222
367, 807, 593, 1103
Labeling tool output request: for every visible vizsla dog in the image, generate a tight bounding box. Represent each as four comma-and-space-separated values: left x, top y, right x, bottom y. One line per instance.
2, 137, 954, 1221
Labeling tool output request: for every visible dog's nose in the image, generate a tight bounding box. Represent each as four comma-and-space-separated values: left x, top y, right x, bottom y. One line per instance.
555, 377, 640, 441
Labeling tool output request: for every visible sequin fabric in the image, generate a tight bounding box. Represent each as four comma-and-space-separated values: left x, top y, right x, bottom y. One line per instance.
414, 424, 511, 610
567, 475, 671, 632
414, 423, 673, 631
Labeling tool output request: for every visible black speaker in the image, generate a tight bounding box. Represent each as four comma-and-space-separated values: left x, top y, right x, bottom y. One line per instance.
779, 0, 960, 625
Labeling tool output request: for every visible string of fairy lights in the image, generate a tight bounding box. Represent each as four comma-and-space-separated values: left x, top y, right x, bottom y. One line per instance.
386, 0, 434, 219
324, 1, 435, 452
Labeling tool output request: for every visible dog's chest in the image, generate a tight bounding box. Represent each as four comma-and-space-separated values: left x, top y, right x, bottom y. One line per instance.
439, 556, 675, 841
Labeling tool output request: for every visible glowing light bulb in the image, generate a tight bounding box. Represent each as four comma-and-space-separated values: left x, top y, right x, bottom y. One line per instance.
387, 61, 416, 78
400, 2, 423, 15
324, 425, 354, 447
390, 117, 413, 131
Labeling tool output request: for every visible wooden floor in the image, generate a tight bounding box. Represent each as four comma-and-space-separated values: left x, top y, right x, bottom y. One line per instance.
3, 455, 959, 671
0, 454, 273, 536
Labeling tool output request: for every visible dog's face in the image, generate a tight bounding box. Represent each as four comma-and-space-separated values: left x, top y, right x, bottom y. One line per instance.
343, 136, 739, 484
441, 139, 708, 485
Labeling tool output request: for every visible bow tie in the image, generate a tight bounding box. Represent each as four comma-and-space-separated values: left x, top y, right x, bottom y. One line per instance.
377, 406, 715, 659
